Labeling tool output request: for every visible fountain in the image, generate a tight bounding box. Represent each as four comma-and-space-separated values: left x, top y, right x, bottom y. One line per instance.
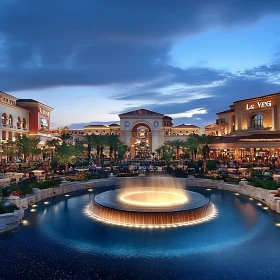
88, 177, 216, 228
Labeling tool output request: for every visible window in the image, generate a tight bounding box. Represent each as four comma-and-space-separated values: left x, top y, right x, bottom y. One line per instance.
2, 113, 7, 125
251, 114, 263, 128
8, 115, 13, 126
22, 118, 27, 129
17, 117, 21, 128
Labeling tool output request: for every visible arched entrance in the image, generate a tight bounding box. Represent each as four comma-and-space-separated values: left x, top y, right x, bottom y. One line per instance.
131, 123, 152, 160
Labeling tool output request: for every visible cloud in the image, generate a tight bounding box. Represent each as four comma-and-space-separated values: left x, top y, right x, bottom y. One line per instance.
1, 0, 280, 91
169, 108, 207, 118
1, 0, 280, 129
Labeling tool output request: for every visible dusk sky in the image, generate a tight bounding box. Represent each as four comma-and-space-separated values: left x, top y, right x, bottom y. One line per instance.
1, 0, 280, 129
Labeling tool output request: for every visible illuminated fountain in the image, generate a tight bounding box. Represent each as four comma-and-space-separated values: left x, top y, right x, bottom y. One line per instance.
88, 177, 216, 228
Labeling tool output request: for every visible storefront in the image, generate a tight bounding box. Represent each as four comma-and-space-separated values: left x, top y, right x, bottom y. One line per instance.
210, 92, 280, 164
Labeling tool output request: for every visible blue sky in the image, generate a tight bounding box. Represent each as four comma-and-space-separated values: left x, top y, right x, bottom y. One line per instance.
1, 0, 280, 129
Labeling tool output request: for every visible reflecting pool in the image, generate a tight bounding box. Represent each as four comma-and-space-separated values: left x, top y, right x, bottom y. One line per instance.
1, 185, 280, 280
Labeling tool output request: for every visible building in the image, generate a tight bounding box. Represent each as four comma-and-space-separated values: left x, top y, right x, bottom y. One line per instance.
0, 92, 29, 141
0, 91, 54, 145
59, 108, 200, 159
210, 92, 280, 163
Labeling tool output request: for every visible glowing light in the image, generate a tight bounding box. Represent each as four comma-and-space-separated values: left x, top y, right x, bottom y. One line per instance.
235, 193, 240, 196
249, 198, 254, 201
32, 204, 37, 207
275, 223, 280, 227
85, 178, 218, 230
44, 201, 50, 205
30, 209, 36, 212
263, 207, 268, 210
22, 220, 29, 225
88, 189, 93, 192
206, 189, 211, 191
257, 203, 262, 206
65, 194, 70, 197
118, 189, 188, 208
84, 205, 218, 229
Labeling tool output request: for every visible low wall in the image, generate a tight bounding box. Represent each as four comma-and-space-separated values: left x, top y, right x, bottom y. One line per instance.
184, 177, 280, 214
0, 178, 114, 233
0, 210, 24, 233
2, 177, 280, 233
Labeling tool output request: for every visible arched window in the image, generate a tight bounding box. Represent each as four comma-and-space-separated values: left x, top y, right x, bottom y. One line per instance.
251, 114, 263, 128
22, 118, 27, 129
17, 117, 21, 129
2, 113, 7, 125
8, 115, 13, 126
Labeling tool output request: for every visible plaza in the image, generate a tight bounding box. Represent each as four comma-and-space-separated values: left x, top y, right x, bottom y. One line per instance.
1, 91, 280, 279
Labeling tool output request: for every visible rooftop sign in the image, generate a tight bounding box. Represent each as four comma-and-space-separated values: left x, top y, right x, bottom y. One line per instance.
246, 100, 271, 110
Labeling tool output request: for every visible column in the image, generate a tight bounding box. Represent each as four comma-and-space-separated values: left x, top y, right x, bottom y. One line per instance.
151, 130, 164, 152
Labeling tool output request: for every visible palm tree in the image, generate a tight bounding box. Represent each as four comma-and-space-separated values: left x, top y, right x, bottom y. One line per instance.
156, 144, 172, 162
91, 135, 107, 166
186, 134, 200, 161
59, 132, 73, 144
83, 134, 95, 160
165, 139, 186, 159
105, 135, 119, 162
192, 134, 215, 172
46, 138, 60, 158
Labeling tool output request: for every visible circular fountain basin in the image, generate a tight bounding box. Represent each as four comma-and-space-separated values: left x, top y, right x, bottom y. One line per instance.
88, 188, 215, 228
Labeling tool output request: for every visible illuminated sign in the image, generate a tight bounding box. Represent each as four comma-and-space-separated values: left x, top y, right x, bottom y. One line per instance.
246, 100, 272, 110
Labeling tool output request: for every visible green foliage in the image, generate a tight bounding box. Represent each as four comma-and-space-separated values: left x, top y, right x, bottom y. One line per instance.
1, 183, 33, 197
156, 144, 173, 162
15, 135, 41, 159
59, 132, 73, 143
2, 140, 17, 157
186, 134, 200, 160
55, 142, 85, 165
0, 202, 19, 214
116, 143, 130, 159
248, 178, 280, 190
29, 178, 62, 189
165, 139, 186, 159
187, 162, 198, 170
206, 160, 219, 170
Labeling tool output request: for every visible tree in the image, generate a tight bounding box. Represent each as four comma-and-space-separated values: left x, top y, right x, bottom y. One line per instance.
192, 134, 215, 172
15, 135, 41, 160
1, 140, 17, 160
186, 134, 200, 161
59, 132, 73, 144
46, 138, 60, 158
55, 142, 85, 166
156, 144, 172, 162
91, 135, 107, 166
105, 135, 119, 161
83, 134, 95, 160
165, 139, 186, 159
116, 143, 130, 160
